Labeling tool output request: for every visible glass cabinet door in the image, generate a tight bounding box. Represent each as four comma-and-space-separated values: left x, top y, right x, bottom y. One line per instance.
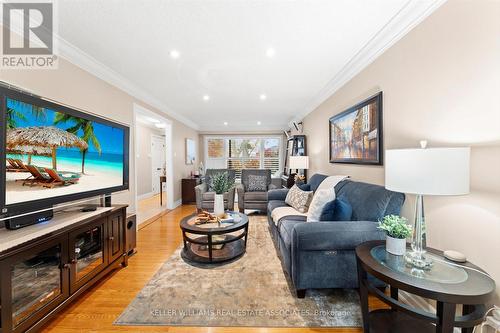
69, 219, 107, 293
6, 239, 68, 332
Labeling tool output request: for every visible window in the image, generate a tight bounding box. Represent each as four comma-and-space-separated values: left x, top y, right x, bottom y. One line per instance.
263, 138, 280, 177
205, 136, 282, 180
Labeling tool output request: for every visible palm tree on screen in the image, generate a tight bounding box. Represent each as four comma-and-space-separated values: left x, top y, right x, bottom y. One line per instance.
54, 113, 101, 174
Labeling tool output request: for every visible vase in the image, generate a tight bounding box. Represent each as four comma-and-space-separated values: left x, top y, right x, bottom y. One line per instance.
213, 193, 225, 218
386, 235, 406, 256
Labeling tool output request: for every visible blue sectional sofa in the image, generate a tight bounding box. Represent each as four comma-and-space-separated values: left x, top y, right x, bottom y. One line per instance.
267, 174, 405, 298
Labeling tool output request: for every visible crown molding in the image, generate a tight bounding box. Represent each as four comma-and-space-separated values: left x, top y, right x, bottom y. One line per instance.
291, 0, 448, 124
55, 36, 200, 130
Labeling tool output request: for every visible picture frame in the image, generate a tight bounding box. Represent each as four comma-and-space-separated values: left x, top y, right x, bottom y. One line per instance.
185, 138, 196, 165
329, 92, 383, 165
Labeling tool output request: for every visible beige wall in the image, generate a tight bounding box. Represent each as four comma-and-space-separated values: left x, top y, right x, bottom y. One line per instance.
0, 38, 199, 210
302, 0, 500, 304
135, 123, 165, 197
172, 124, 199, 203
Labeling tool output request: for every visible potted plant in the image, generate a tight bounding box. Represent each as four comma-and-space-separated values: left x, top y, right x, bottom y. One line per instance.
378, 215, 412, 255
210, 172, 234, 217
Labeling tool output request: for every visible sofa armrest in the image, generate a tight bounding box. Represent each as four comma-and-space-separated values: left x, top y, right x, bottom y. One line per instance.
268, 188, 289, 201
194, 183, 208, 209
291, 221, 385, 251
236, 184, 245, 211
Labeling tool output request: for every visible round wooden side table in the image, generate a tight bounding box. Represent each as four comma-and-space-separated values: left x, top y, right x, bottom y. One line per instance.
356, 240, 496, 333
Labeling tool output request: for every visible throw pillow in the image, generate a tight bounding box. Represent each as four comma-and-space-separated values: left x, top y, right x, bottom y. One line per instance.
307, 187, 335, 222
319, 199, 353, 221
247, 175, 267, 192
285, 184, 313, 213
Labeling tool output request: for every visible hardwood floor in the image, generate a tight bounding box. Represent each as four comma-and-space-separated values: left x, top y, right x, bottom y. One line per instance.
136, 192, 170, 225
42, 204, 388, 333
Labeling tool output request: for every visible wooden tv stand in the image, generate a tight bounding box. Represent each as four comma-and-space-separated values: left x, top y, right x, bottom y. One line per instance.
0, 205, 129, 333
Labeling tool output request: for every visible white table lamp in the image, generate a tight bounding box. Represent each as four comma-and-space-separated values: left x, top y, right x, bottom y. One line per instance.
385, 144, 470, 268
289, 155, 309, 173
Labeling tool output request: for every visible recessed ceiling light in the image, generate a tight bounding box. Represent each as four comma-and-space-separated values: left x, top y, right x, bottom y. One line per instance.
223, 121, 228, 126
169, 50, 180, 59
259, 94, 267, 101
203, 95, 210, 101
266, 47, 275, 58
155, 123, 166, 128
257, 121, 262, 125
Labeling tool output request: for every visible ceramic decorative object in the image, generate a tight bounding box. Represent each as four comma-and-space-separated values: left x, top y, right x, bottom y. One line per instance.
214, 194, 225, 218
386, 235, 406, 256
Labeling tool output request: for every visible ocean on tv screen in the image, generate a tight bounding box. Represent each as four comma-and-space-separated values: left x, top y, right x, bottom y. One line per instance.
5, 98, 124, 205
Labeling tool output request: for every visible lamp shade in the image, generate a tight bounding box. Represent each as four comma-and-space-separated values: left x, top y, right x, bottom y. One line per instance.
289, 155, 309, 170
385, 147, 470, 196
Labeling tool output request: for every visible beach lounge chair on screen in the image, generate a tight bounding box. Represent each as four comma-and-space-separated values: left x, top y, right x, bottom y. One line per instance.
6, 158, 28, 172
14, 159, 29, 171
43, 168, 81, 188
16, 165, 52, 187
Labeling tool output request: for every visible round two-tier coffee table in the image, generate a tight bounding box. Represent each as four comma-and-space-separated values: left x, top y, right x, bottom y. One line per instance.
180, 212, 249, 264
356, 240, 495, 333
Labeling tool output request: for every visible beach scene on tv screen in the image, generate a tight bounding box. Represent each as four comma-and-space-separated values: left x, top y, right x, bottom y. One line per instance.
5, 98, 124, 205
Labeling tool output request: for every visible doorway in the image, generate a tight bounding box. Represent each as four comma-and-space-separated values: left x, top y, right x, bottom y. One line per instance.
133, 104, 174, 226
151, 134, 166, 195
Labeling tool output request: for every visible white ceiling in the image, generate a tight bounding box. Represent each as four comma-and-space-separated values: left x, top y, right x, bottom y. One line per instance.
56, 0, 444, 131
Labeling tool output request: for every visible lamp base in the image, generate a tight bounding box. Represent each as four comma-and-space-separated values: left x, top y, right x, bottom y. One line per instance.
404, 251, 433, 270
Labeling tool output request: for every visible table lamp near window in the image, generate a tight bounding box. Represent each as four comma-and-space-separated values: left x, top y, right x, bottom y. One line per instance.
289, 155, 309, 185
385, 141, 470, 269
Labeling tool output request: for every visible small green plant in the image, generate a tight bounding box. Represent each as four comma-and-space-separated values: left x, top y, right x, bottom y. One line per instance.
210, 172, 235, 194
378, 215, 412, 239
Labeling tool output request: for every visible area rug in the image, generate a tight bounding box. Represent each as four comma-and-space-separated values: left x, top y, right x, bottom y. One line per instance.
115, 215, 362, 327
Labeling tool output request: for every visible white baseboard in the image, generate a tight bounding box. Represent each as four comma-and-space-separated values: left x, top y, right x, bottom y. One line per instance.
137, 191, 156, 201
399, 292, 461, 333
399, 291, 434, 311
173, 199, 182, 208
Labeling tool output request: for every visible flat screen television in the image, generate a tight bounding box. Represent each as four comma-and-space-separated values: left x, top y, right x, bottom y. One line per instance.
0, 85, 129, 227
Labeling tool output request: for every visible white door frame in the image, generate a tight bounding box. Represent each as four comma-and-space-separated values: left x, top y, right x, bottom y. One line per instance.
133, 103, 174, 210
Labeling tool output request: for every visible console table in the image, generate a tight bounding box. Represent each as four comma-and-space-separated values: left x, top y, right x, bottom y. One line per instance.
356, 240, 495, 333
182, 177, 202, 204
0, 205, 128, 333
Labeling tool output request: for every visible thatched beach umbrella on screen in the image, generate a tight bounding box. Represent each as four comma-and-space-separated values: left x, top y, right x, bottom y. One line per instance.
6, 126, 88, 170
7, 145, 52, 164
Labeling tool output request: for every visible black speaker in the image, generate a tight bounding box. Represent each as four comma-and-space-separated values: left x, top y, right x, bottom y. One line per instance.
104, 194, 112, 207
125, 214, 137, 256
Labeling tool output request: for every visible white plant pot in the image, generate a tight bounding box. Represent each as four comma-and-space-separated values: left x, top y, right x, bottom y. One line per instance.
213, 194, 225, 217
386, 235, 406, 256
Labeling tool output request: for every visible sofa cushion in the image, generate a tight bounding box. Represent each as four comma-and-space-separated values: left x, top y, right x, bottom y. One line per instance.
307, 187, 335, 222
271, 206, 307, 225
285, 185, 313, 213
308, 174, 328, 192
268, 200, 288, 214
244, 191, 267, 202
335, 180, 405, 221
202, 191, 229, 201
247, 174, 268, 192
319, 199, 353, 221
